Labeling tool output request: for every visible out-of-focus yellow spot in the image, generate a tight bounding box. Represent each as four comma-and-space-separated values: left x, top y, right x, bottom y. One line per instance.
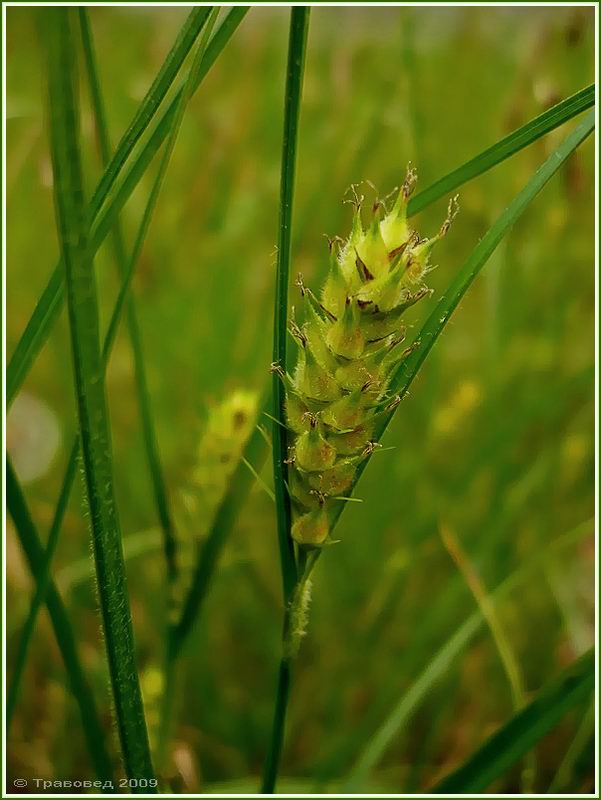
434, 379, 482, 436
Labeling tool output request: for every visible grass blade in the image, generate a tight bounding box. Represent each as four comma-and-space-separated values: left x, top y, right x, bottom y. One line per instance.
7, 7, 220, 739
6, 458, 114, 784
439, 522, 535, 792
6, 7, 249, 408
408, 83, 594, 216
262, 9, 310, 795
330, 109, 595, 533
342, 520, 592, 790
46, 9, 154, 784
271, 8, 310, 604
431, 649, 594, 793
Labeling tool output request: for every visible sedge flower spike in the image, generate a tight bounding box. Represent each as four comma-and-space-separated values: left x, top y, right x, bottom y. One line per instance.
277, 169, 458, 549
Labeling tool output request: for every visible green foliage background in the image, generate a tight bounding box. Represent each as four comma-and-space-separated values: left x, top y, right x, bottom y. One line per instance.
6, 5, 595, 793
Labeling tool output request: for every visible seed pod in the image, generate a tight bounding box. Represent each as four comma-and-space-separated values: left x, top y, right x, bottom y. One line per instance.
286, 171, 457, 549
326, 297, 365, 359
295, 417, 337, 472
292, 506, 330, 547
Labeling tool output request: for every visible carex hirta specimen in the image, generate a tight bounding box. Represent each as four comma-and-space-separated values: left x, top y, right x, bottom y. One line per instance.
274, 167, 458, 550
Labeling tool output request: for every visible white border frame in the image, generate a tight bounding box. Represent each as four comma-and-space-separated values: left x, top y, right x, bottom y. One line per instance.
2, 2, 598, 798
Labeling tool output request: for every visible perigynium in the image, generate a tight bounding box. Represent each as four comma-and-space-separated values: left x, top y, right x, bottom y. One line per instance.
274, 167, 458, 551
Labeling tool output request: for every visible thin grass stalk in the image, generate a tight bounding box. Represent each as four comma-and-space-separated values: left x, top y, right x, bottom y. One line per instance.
261, 8, 310, 795
79, 8, 177, 584
439, 522, 536, 792
6, 7, 249, 408
6, 9, 219, 741
6, 458, 114, 784
46, 9, 155, 784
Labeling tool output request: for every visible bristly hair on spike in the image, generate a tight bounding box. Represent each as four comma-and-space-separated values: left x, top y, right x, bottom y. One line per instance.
282, 170, 458, 549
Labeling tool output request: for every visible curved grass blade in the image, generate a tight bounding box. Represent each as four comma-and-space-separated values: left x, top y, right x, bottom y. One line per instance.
408, 83, 594, 217
7, 8, 219, 738
6, 458, 114, 784
46, 10, 154, 785
342, 519, 592, 791
79, 7, 176, 583
431, 648, 594, 793
6, 7, 249, 408
330, 109, 595, 534
262, 9, 310, 795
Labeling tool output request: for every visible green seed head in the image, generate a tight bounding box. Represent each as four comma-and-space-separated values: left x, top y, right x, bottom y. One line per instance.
286, 170, 458, 549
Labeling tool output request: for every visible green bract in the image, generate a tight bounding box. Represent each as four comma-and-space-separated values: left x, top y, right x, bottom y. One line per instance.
278, 169, 458, 548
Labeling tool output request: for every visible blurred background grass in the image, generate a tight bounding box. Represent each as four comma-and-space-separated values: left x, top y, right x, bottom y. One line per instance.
6, 5, 595, 794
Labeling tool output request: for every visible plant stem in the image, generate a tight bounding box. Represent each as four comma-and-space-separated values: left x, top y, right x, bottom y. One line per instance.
261, 655, 293, 794
45, 8, 156, 784
262, 7, 310, 794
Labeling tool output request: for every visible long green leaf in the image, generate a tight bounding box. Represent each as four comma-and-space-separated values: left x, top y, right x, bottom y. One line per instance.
342, 520, 592, 790
6, 7, 249, 408
271, 9, 310, 603
432, 649, 594, 793
262, 9, 310, 796
46, 10, 154, 785
408, 83, 594, 216
330, 109, 595, 533
7, 7, 219, 738
6, 458, 114, 784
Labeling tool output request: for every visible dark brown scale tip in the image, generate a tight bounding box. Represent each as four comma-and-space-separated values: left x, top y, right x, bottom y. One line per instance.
388, 231, 418, 262
289, 318, 307, 347
323, 233, 345, 253
357, 298, 373, 310
362, 440, 383, 457
270, 361, 285, 377
302, 411, 318, 429
309, 489, 327, 506
355, 248, 375, 281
